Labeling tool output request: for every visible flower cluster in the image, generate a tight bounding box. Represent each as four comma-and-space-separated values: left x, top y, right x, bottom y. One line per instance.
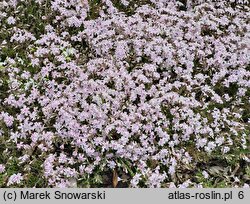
7, 173, 23, 186
0, 0, 249, 187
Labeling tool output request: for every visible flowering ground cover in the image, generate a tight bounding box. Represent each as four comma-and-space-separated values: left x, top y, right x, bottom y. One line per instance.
0, 0, 249, 188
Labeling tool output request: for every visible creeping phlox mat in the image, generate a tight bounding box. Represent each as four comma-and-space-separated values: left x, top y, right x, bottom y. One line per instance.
0, 0, 249, 188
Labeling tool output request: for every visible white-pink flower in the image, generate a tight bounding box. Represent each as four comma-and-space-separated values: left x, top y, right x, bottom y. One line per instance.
0, 164, 5, 173
7, 173, 23, 186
